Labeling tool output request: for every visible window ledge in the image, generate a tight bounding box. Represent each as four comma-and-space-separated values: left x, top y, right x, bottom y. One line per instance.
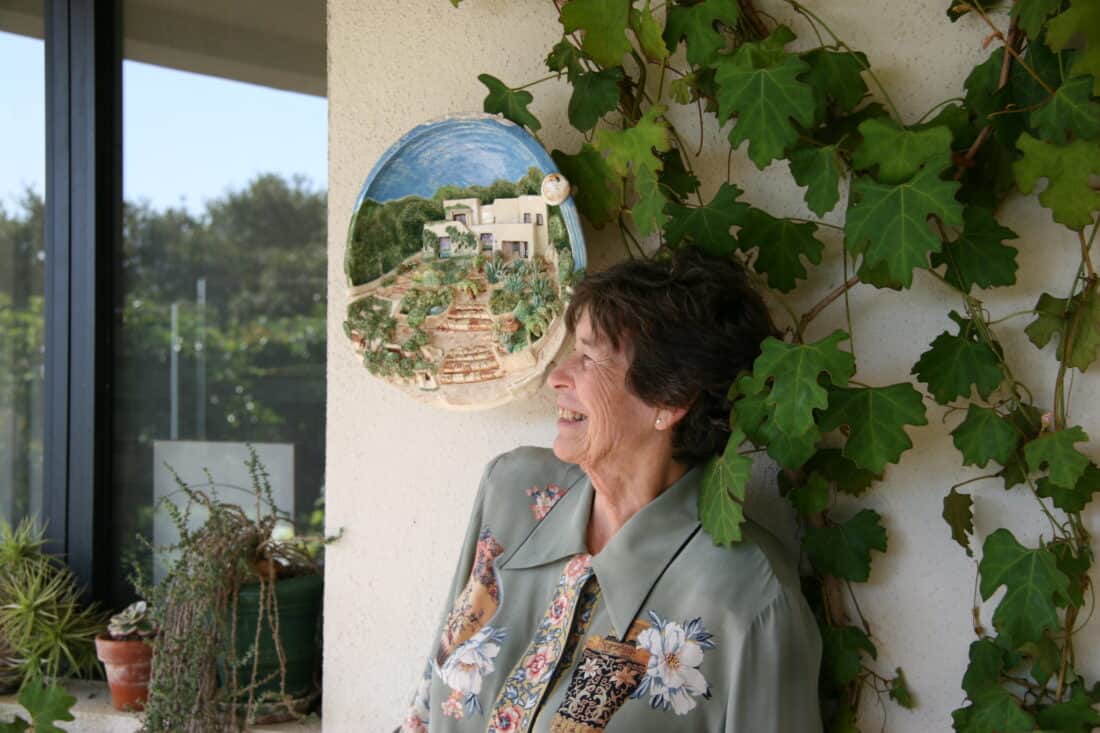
0, 680, 322, 733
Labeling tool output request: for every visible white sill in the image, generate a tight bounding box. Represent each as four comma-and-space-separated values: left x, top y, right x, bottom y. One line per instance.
0, 680, 322, 733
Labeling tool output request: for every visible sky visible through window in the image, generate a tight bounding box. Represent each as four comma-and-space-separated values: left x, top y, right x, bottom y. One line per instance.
0, 29, 327, 212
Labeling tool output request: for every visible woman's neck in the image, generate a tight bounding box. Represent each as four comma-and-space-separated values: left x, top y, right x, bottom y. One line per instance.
584, 451, 688, 556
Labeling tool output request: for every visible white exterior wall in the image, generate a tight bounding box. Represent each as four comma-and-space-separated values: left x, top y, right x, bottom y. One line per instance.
325, 2, 1100, 731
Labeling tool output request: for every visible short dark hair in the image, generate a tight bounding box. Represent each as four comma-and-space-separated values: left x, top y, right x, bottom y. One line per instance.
565, 249, 777, 465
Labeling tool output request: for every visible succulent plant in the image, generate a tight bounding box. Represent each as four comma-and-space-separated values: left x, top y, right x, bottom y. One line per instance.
108, 601, 156, 641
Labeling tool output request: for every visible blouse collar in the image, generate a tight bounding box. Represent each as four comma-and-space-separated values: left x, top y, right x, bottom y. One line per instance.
500, 463, 704, 639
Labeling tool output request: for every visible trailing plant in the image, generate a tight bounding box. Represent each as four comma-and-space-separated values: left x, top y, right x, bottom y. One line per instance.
455, 0, 1100, 729
135, 449, 326, 732
0, 519, 101, 688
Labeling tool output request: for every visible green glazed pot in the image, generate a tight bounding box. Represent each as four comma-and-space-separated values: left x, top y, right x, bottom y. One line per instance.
225, 572, 323, 703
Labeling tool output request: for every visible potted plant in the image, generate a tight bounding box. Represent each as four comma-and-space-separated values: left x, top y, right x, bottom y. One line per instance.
0, 519, 101, 692
95, 601, 156, 711
135, 448, 328, 733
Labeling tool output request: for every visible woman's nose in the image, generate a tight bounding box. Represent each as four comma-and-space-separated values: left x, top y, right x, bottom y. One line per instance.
547, 353, 575, 390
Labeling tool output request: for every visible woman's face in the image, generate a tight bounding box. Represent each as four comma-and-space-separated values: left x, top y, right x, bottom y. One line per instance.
548, 311, 658, 470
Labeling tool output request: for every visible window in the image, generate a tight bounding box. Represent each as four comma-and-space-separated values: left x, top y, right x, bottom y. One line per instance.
536, 213, 543, 225
523, 212, 531, 224
0, 25, 45, 527
109, 8, 327, 601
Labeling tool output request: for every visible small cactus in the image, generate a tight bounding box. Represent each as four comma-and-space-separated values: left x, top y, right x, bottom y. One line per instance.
108, 601, 156, 640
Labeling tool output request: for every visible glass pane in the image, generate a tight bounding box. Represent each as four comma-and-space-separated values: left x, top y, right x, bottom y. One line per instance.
112, 57, 327, 600
0, 25, 46, 527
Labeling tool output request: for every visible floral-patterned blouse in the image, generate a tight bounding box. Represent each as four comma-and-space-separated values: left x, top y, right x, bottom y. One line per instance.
397, 447, 823, 733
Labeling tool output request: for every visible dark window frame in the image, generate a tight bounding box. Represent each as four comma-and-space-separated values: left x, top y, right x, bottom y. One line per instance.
42, 0, 122, 602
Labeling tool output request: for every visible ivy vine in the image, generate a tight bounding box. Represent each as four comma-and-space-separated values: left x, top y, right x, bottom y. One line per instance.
451, 0, 1100, 730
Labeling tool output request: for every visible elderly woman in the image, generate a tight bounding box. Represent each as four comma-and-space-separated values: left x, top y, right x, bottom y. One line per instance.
399, 250, 822, 732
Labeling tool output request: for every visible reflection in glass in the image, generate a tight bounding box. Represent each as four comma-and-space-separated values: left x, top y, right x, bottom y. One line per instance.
111, 60, 327, 603
0, 29, 46, 526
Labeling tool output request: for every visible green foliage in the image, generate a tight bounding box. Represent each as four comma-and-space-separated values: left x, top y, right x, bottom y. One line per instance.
569, 69, 623, 132
560, 0, 631, 68
456, 2, 1100, 729
979, 530, 1069, 646
0, 676, 77, 733
1014, 134, 1100, 229
0, 520, 102, 687
551, 145, 620, 228
699, 429, 752, 546
820, 384, 928, 474
664, 182, 748, 255
930, 207, 1019, 292
478, 74, 541, 133
804, 509, 887, 582
845, 162, 964, 287
662, 0, 738, 66
714, 27, 815, 168
912, 314, 1006, 404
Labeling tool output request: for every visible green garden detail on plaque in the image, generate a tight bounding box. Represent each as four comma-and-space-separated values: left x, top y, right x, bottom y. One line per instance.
343, 114, 587, 409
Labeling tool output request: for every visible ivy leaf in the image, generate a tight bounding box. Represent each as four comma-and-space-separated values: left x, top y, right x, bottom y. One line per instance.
1014, 133, 1100, 229
1026, 286, 1100, 370
1012, 0, 1062, 38
943, 488, 975, 557
889, 668, 916, 709
714, 27, 816, 169
788, 473, 829, 515
568, 68, 623, 132
820, 384, 929, 474
852, 118, 954, 184
804, 509, 887, 581
1047, 0, 1100, 95
700, 428, 752, 545
912, 314, 1005, 404
961, 638, 1008, 698
804, 449, 879, 496
953, 687, 1038, 733
751, 330, 855, 436
664, 182, 749, 255
845, 163, 964, 287
1023, 425, 1091, 489
1051, 541, 1094, 607
820, 624, 877, 687
631, 166, 668, 236
963, 48, 1007, 127
630, 2, 669, 63
478, 74, 541, 132
16, 680, 76, 733
997, 403, 1045, 490
930, 207, 1019, 292
546, 39, 585, 82
979, 528, 1070, 645
1020, 636, 1062, 686
951, 405, 1019, 468
732, 377, 821, 470
594, 104, 670, 177
1031, 76, 1100, 144
801, 49, 869, 122
656, 148, 700, 203
551, 144, 620, 228
1036, 685, 1100, 732
560, 0, 631, 69
662, 0, 739, 66
1036, 462, 1100, 513
737, 210, 824, 292
789, 144, 843, 216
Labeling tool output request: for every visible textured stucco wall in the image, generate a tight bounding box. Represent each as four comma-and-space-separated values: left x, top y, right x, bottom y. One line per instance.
324, 2, 1100, 730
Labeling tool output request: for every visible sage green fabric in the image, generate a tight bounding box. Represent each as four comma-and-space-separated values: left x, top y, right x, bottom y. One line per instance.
397, 446, 823, 733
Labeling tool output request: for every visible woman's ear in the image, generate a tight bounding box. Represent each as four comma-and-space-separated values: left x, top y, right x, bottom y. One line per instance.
654, 405, 689, 431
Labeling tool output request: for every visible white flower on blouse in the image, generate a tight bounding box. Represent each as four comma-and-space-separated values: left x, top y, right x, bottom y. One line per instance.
634, 613, 715, 715
439, 625, 506, 695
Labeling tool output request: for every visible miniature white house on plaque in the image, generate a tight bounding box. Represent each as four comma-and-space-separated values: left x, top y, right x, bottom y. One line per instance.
422, 194, 550, 260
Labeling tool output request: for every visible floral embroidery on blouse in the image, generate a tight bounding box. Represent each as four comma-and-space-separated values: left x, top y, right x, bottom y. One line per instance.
398, 660, 432, 732
488, 554, 595, 733
438, 624, 509, 716
438, 530, 504, 664
632, 612, 716, 715
525, 483, 568, 520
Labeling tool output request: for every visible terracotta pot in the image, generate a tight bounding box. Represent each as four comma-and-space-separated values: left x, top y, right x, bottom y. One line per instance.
95, 634, 153, 711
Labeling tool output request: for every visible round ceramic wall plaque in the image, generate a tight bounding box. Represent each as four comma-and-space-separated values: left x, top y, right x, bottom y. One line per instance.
343, 114, 587, 409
